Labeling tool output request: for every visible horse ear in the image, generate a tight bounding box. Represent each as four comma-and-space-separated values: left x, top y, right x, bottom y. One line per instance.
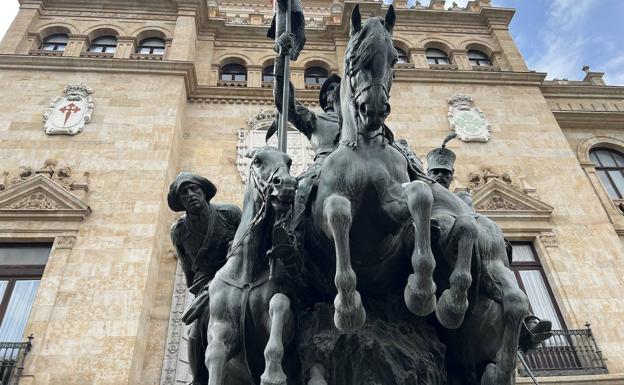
351, 4, 362, 34
385, 5, 396, 34
245, 148, 257, 159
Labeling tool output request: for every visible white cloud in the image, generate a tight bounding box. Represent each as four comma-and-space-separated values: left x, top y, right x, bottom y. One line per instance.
528, 0, 600, 80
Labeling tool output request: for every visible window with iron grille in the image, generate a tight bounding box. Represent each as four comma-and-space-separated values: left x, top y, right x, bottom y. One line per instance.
0, 244, 50, 343
304, 67, 328, 85
89, 36, 117, 54
220, 63, 247, 82
137, 38, 166, 55
426, 48, 450, 65
589, 147, 624, 199
467, 50, 491, 66
40, 34, 68, 51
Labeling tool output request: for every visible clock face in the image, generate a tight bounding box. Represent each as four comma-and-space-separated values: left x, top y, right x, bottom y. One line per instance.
455, 111, 484, 135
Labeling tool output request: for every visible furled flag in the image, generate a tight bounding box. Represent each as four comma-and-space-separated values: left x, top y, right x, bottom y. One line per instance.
267, 0, 306, 61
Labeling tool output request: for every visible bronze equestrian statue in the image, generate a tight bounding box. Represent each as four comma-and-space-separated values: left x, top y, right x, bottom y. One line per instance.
204, 147, 300, 385
168, 173, 241, 385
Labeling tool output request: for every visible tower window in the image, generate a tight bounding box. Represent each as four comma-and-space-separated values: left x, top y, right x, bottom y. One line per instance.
396, 47, 409, 64
589, 148, 624, 199
137, 38, 166, 55
41, 34, 68, 51
220, 63, 247, 82
89, 36, 117, 54
426, 48, 450, 65
305, 67, 328, 85
468, 50, 492, 66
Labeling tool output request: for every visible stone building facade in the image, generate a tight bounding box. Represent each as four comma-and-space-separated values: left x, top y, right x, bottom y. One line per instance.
0, 0, 623, 384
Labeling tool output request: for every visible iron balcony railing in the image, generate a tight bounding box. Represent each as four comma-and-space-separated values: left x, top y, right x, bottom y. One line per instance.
519, 324, 608, 377
0, 336, 32, 385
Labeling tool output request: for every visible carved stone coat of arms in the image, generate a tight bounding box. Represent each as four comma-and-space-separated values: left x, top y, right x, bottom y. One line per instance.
43, 84, 94, 135
447, 94, 491, 142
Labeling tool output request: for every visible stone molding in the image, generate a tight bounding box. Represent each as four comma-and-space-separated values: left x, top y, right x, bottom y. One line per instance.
471, 178, 554, 221
0, 174, 91, 221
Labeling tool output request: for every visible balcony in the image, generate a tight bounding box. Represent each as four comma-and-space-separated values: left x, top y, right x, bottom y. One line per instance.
519, 324, 608, 377
0, 337, 32, 385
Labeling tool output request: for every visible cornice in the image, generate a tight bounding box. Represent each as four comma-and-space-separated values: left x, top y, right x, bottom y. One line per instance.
541, 84, 624, 98
394, 68, 546, 86
551, 111, 624, 130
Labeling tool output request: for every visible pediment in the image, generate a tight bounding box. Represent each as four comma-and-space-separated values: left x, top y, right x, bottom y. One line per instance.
471, 179, 553, 220
0, 175, 91, 221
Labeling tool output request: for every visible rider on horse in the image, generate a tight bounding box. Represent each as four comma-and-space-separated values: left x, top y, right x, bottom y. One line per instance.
425, 137, 553, 352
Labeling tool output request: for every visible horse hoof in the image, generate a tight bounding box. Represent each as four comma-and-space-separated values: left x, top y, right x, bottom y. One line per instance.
435, 289, 468, 330
260, 373, 287, 385
404, 274, 436, 316
334, 291, 366, 331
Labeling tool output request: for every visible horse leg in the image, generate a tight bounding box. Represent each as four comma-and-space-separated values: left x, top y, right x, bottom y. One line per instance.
436, 214, 476, 329
308, 363, 328, 385
260, 293, 293, 385
206, 319, 234, 385
323, 193, 366, 331
403, 180, 437, 316
481, 262, 529, 385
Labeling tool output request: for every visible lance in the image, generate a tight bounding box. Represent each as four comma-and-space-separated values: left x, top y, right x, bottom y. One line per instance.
274, 0, 291, 153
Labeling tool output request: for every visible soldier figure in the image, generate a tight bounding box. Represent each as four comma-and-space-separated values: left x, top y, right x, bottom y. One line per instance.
167, 172, 242, 385
426, 137, 553, 353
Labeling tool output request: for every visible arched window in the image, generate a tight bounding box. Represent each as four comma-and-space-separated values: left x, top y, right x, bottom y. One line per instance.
89, 36, 117, 54
589, 148, 624, 199
426, 48, 450, 65
396, 47, 409, 64
220, 63, 247, 82
262, 64, 274, 82
305, 67, 328, 85
468, 50, 491, 66
41, 34, 69, 51
137, 38, 166, 55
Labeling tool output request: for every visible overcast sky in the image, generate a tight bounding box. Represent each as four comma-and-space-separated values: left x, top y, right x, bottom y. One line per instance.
0, 0, 622, 84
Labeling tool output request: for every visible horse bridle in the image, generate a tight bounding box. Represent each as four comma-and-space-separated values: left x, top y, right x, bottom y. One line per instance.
341, 61, 392, 147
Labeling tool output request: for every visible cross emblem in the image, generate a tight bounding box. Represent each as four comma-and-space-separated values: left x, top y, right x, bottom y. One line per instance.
59, 103, 82, 126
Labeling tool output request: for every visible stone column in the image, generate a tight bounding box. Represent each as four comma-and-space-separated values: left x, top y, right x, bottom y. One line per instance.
196, 34, 215, 85
168, 9, 197, 61
334, 38, 348, 75
291, 68, 305, 90
451, 49, 472, 70
63, 34, 87, 57
411, 48, 428, 69
247, 65, 262, 88
115, 36, 136, 59
0, 2, 41, 54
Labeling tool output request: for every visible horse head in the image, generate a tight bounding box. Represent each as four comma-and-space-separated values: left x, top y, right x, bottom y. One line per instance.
246, 146, 296, 214
341, 4, 396, 144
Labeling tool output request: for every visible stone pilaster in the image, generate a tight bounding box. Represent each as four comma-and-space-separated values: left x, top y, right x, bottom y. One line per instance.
490, 27, 528, 72
451, 49, 472, 70
411, 48, 428, 69
63, 34, 87, 57
0, 2, 41, 54
291, 68, 305, 90
247, 65, 262, 88
114, 36, 136, 59
168, 10, 197, 61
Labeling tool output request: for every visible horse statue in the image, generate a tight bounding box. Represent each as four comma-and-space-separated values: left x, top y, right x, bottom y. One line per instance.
303, 4, 470, 333
205, 146, 300, 385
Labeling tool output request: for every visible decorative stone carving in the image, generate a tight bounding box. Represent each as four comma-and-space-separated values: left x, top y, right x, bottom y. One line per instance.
471, 178, 554, 220
539, 233, 559, 247
43, 83, 94, 135
236, 109, 314, 183
0, 174, 91, 221
466, 166, 523, 192
0, 159, 89, 196
447, 94, 491, 142
55, 236, 76, 249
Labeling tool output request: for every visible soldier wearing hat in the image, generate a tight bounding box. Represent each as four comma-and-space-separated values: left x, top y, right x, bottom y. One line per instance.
426, 136, 553, 353
168, 172, 241, 385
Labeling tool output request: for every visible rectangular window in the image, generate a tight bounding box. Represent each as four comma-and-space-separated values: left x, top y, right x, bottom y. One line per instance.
510, 242, 565, 330
0, 244, 51, 342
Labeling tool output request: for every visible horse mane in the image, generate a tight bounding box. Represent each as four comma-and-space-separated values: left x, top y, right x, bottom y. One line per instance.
345, 17, 396, 75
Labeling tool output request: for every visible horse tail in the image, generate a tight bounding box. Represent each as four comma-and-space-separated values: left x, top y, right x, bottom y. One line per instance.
467, 242, 481, 314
